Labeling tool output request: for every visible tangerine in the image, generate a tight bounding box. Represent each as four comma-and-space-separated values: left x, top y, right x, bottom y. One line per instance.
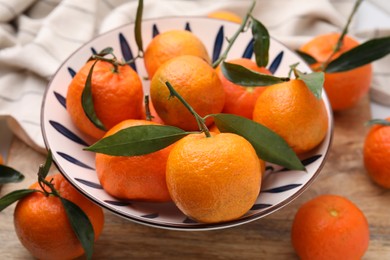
144, 29, 211, 78
166, 132, 261, 223
291, 194, 369, 260
363, 118, 390, 188
216, 58, 271, 119
207, 10, 242, 24
66, 60, 144, 139
299, 33, 372, 111
95, 119, 172, 202
150, 55, 225, 131
252, 79, 328, 154
14, 173, 104, 260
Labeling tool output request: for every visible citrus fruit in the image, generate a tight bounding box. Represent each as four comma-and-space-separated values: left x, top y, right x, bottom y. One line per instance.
299, 33, 373, 111
14, 173, 104, 260
166, 132, 261, 223
363, 118, 390, 188
207, 10, 242, 24
66, 60, 144, 139
216, 58, 271, 119
291, 194, 370, 260
252, 79, 328, 154
96, 119, 172, 202
143, 29, 211, 78
150, 55, 225, 131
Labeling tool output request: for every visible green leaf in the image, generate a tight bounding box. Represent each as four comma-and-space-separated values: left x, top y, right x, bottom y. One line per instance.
251, 17, 270, 67
0, 189, 37, 211
295, 50, 318, 65
365, 119, 390, 127
296, 71, 324, 99
221, 62, 289, 87
213, 114, 305, 171
97, 47, 114, 56
85, 125, 189, 156
0, 165, 24, 184
38, 149, 53, 179
134, 0, 144, 53
82, 60, 106, 131
325, 36, 390, 73
60, 197, 95, 260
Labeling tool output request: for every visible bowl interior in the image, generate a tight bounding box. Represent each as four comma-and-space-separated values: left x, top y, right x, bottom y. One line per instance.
41, 17, 333, 231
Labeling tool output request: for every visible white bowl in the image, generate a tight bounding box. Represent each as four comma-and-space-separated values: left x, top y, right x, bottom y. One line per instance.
41, 17, 333, 231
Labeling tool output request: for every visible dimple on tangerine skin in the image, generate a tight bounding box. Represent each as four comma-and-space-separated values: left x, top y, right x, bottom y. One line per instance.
166, 133, 262, 224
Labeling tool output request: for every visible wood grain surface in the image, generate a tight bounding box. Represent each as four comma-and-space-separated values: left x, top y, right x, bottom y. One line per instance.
1, 96, 390, 259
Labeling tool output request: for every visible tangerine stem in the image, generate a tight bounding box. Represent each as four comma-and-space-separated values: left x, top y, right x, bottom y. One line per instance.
165, 82, 211, 137
144, 95, 153, 121
212, 0, 256, 68
322, 0, 363, 70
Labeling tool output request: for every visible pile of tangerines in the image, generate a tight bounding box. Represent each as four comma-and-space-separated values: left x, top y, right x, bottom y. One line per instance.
1, 0, 390, 259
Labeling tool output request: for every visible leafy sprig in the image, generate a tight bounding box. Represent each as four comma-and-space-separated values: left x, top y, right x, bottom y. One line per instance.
0, 150, 95, 260
297, 0, 390, 73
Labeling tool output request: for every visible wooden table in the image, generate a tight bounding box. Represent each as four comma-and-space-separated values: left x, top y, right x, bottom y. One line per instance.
1, 96, 390, 259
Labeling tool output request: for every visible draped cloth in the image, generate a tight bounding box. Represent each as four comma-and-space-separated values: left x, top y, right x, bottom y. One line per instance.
0, 0, 389, 153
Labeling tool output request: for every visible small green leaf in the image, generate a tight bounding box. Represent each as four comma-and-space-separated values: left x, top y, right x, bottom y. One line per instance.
134, 0, 144, 53
60, 197, 95, 260
98, 47, 114, 56
365, 118, 390, 127
213, 114, 305, 171
0, 189, 38, 211
85, 125, 189, 156
296, 71, 324, 99
295, 50, 318, 65
0, 165, 24, 184
82, 60, 106, 131
251, 17, 270, 67
221, 62, 289, 87
325, 36, 390, 73
38, 149, 53, 179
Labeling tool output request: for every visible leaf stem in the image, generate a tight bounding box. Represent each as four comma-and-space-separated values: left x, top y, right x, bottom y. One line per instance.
212, 0, 256, 68
165, 82, 211, 137
322, 0, 363, 70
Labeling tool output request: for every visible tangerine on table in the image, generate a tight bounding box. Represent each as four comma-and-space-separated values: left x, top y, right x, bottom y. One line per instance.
299, 32, 372, 111
150, 55, 225, 131
207, 10, 242, 24
363, 118, 390, 188
291, 194, 369, 260
215, 58, 271, 119
166, 132, 262, 223
14, 173, 104, 260
66, 60, 144, 140
143, 29, 211, 79
96, 119, 172, 202
252, 79, 328, 154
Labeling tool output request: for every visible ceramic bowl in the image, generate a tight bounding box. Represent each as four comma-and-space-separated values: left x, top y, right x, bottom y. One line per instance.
41, 17, 333, 231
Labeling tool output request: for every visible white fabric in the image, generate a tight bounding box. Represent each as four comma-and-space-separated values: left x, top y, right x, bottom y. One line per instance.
0, 0, 389, 153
